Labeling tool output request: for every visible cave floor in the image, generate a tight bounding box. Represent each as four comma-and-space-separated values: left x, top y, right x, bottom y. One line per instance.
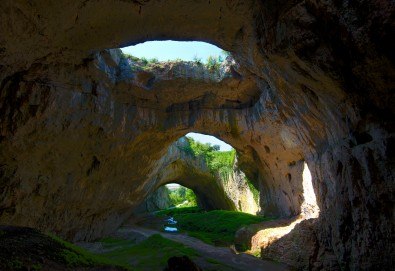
78, 218, 291, 271
126, 225, 291, 271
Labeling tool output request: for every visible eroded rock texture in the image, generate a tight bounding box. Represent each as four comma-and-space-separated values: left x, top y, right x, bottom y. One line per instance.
134, 186, 172, 213
135, 137, 259, 213
132, 137, 236, 211
0, 0, 394, 270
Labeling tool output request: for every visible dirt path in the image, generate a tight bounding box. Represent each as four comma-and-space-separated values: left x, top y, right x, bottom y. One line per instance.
126, 226, 291, 271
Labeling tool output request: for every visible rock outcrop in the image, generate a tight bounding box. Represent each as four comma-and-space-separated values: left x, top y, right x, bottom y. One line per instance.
0, 1, 393, 270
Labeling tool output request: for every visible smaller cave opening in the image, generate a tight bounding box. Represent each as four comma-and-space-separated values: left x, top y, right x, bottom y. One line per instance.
142, 183, 198, 213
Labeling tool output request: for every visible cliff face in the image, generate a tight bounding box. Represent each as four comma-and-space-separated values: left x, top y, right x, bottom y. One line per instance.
219, 160, 260, 215
0, 1, 394, 270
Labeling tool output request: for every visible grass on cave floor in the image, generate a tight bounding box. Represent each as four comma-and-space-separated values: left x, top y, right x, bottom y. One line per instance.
156, 207, 271, 246
99, 234, 200, 271
0, 226, 130, 271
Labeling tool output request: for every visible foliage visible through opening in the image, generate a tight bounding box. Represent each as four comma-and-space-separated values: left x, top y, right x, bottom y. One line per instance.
179, 136, 236, 178
120, 50, 230, 73
168, 185, 197, 208
176, 135, 260, 202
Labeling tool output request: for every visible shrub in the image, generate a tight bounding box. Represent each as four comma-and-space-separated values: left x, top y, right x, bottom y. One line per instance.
140, 57, 149, 65
221, 50, 231, 58
193, 55, 203, 65
185, 137, 236, 177
149, 57, 159, 63
169, 186, 197, 207
206, 55, 221, 71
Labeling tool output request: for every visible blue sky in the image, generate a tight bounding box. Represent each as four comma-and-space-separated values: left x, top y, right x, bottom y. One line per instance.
186, 132, 233, 151
121, 40, 224, 62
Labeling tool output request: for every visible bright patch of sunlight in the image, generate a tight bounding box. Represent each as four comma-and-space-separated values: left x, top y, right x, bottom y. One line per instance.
165, 183, 180, 190
247, 162, 320, 255
301, 162, 320, 218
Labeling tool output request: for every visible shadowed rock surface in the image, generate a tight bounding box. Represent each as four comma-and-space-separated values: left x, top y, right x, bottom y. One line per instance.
136, 186, 172, 213
0, 1, 394, 270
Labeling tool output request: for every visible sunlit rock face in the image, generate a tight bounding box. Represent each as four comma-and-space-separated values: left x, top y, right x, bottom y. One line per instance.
220, 159, 260, 214
135, 137, 259, 214
0, 1, 393, 270
133, 137, 236, 211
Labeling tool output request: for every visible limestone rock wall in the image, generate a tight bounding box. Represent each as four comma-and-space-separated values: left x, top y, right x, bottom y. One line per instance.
134, 186, 172, 213
0, 0, 393, 269
219, 160, 260, 214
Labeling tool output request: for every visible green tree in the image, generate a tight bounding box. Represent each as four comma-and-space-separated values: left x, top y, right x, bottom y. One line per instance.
185, 137, 236, 177
168, 186, 197, 207
206, 55, 221, 71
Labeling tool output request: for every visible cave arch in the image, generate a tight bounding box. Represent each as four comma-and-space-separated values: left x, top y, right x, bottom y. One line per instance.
142, 137, 236, 211
0, 1, 393, 270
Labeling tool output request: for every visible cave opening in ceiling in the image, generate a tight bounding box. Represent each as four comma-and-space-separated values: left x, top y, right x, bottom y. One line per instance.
120, 40, 230, 63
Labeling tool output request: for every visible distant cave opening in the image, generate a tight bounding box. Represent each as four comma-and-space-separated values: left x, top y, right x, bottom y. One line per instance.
139, 183, 198, 213
135, 132, 261, 215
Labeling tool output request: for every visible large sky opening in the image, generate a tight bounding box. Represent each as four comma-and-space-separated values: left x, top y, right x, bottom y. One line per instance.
121, 40, 224, 62
122, 41, 233, 149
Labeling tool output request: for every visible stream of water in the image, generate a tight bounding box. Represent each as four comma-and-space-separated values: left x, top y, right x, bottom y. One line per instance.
164, 216, 178, 232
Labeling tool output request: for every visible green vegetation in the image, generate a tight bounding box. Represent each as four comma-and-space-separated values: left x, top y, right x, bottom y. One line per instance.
101, 234, 199, 271
49, 234, 130, 269
0, 226, 129, 270
156, 206, 203, 216
246, 177, 260, 204
181, 137, 236, 178
157, 207, 269, 246
121, 50, 231, 73
205, 55, 223, 72
193, 54, 203, 65
168, 186, 197, 207
121, 52, 161, 70
221, 50, 232, 58
121, 52, 140, 62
